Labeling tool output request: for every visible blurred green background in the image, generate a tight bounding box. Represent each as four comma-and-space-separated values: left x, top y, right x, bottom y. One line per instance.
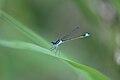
0, 0, 120, 80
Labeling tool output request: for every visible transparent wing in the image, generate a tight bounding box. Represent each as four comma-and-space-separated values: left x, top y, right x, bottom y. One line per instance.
61, 27, 81, 41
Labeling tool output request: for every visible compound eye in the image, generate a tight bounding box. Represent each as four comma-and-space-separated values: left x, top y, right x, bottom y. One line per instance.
51, 42, 54, 45
84, 33, 90, 37
51, 42, 53, 43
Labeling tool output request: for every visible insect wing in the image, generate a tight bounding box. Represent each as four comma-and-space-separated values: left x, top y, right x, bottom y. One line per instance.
61, 27, 80, 41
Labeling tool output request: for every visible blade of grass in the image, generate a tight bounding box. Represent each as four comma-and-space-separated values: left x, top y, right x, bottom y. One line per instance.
0, 40, 111, 80
0, 10, 50, 48
0, 9, 110, 80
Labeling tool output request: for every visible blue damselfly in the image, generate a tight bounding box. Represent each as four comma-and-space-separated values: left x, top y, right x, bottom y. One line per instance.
51, 27, 90, 54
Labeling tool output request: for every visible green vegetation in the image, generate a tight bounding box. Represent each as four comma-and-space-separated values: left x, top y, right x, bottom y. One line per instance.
0, 0, 120, 80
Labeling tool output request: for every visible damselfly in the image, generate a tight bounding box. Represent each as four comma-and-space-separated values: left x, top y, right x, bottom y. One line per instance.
51, 27, 90, 54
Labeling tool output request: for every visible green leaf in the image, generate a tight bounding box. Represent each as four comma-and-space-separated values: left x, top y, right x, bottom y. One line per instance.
0, 10, 50, 48
0, 10, 110, 80
0, 40, 111, 80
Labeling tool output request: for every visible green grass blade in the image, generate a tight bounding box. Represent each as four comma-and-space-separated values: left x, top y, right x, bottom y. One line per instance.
64, 60, 110, 80
0, 10, 50, 48
0, 40, 111, 80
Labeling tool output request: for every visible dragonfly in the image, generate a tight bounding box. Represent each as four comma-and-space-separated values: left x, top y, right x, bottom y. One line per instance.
51, 27, 90, 54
